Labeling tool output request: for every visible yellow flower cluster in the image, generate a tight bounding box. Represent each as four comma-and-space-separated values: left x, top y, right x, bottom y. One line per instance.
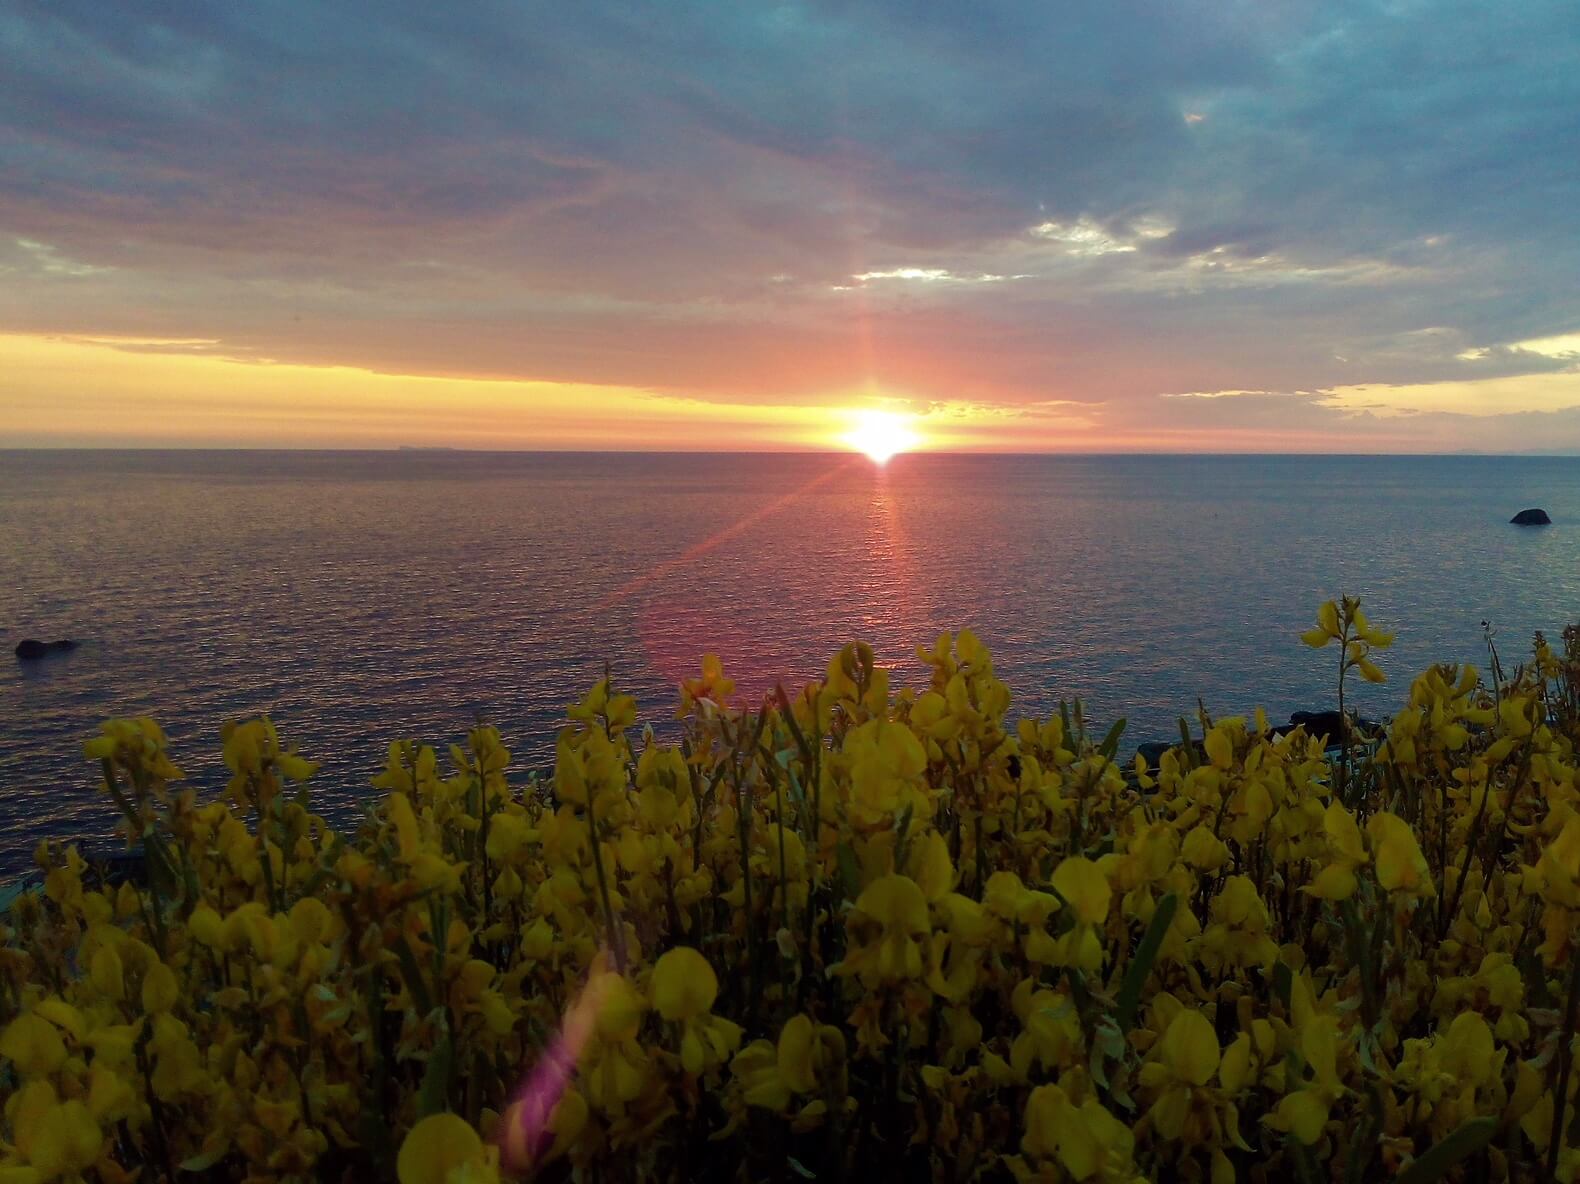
4, 604, 1580, 1183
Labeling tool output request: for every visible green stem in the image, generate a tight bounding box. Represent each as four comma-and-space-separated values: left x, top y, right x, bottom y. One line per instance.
1339, 898, 1381, 1033
1336, 626, 1351, 806
1547, 946, 1580, 1179
775, 769, 791, 934
101, 760, 170, 953
586, 790, 626, 972
737, 769, 758, 1018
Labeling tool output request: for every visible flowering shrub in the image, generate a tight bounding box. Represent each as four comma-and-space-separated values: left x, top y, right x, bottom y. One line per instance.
5, 600, 1580, 1183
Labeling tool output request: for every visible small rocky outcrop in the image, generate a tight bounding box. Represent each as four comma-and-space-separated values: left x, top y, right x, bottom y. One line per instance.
1134, 710, 1382, 769
14, 638, 77, 660
1511, 508, 1552, 525
1284, 709, 1380, 745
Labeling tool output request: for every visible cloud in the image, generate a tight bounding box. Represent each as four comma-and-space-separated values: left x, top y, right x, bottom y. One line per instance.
4, 236, 110, 276
0, 0, 1577, 446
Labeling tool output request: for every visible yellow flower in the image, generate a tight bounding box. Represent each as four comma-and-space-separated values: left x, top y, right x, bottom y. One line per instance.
142, 961, 179, 1015
1533, 810, 1580, 909
679, 654, 735, 713
651, 946, 740, 1073
1304, 801, 1369, 901
1050, 857, 1110, 926
1266, 1015, 1343, 1145
1160, 1009, 1219, 1087
844, 719, 929, 828
909, 831, 956, 902
87, 1064, 137, 1124
1204, 725, 1235, 770
1139, 1008, 1232, 1145
590, 972, 646, 1041
82, 717, 184, 784
397, 1113, 499, 1184
388, 791, 422, 860
652, 947, 717, 1021
1367, 811, 1432, 897
571, 673, 638, 730
1301, 600, 1342, 647
1181, 825, 1230, 872
30, 1098, 102, 1179
89, 943, 126, 1001
288, 896, 334, 945
1354, 655, 1387, 684
1021, 1083, 1137, 1180
1319, 600, 1341, 635
731, 1015, 843, 1113
1436, 1011, 1496, 1087
840, 874, 931, 985
0, 1012, 67, 1077
1010, 986, 1081, 1077
18, 616, 1580, 1181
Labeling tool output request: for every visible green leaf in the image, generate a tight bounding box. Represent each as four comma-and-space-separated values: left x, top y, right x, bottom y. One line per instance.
1065, 966, 1095, 1019
296, 834, 346, 899
418, 1026, 454, 1118
1114, 892, 1178, 1032
787, 1156, 818, 1180
1288, 1139, 1322, 1184
391, 934, 436, 1016
180, 1139, 232, 1172
1097, 718, 1128, 763
358, 1105, 395, 1176
1177, 717, 1197, 768
893, 804, 916, 871
1343, 1085, 1386, 1184
1393, 1117, 1497, 1184
836, 841, 861, 903
777, 683, 814, 760
783, 764, 808, 821
1273, 960, 1293, 1010
1088, 1039, 1110, 1089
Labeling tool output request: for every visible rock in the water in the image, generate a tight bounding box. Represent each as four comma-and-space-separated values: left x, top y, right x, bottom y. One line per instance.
1511, 508, 1552, 525
1135, 741, 1174, 768
14, 638, 76, 660
1288, 710, 1347, 744
1134, 738, 1206, 769
1286, 710, 1380, 747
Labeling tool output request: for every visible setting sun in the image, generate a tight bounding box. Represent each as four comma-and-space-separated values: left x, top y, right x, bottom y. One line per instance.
842, 408, 921, 463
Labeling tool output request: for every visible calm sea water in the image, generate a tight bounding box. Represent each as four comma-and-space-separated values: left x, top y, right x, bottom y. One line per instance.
2, 450, 1577, 873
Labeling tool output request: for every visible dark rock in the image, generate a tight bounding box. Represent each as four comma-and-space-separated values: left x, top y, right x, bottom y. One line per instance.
1286, 710, 1346, 744
1284, 710, 1380, 747
1511, 508, 1552, 525
1135, 741, 1174, 768
82, 849, 148, 889
15, 638, 77, 660
1134, 708, 1387, 774
1135, 738, 1206, 768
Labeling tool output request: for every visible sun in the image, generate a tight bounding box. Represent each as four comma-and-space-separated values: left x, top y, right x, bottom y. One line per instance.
842, 409, 921, 463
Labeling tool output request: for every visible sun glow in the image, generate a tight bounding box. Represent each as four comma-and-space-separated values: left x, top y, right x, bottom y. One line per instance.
842, 408, 921, 463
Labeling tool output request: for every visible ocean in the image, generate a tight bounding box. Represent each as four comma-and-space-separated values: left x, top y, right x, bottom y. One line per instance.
2, 449, 1576, 873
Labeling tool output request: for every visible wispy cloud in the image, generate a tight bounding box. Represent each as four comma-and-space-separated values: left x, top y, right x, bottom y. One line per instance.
12, 237, 109, 276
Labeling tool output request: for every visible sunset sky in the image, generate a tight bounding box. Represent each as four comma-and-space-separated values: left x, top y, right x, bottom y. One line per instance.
3, 1, 1579, 452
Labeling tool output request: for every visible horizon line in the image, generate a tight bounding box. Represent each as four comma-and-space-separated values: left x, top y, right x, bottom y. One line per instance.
2, 445, 1579, 459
